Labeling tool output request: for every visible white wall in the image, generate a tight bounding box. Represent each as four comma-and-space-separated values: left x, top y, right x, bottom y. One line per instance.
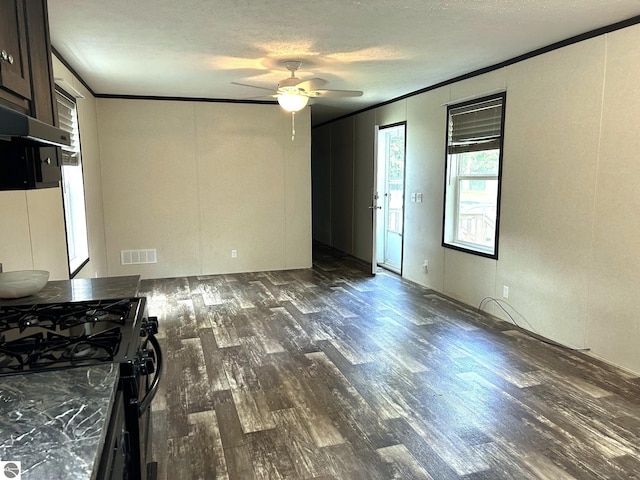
96, 99, 312, 279
404, 86, 448, 289
311, 23, 640, 374
0, 188, 68, 279
1, 59, 312, 281
586, 26, 640, 371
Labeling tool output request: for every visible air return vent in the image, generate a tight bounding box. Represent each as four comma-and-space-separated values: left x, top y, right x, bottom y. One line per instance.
121, 249, 157, 265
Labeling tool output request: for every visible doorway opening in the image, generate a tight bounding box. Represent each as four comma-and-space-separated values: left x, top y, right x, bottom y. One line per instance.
375, 123, 406, 274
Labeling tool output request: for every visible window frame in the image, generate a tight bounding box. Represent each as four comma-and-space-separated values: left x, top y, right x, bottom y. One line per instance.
56, 87, 90, 278
442, 92, 506, 259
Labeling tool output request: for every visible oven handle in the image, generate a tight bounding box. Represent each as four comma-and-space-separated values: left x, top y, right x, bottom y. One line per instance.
138, 334, 163, 417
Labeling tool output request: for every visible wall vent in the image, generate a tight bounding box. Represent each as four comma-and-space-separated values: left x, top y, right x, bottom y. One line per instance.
121, 249, 157, 265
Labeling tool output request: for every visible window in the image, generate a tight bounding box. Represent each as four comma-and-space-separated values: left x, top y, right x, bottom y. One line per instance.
442, 93, 505, 258
56, 88, 89, 277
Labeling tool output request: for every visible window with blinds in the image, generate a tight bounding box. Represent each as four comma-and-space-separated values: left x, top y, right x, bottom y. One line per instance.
442, 92, 506, 258
56, 91, 81, 166
55, 87, 89, 277
447, 97, 503, 154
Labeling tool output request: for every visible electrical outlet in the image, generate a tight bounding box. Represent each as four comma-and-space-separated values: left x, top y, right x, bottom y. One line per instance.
231, 249, 237, 258
503, 285, 509, 298
423, 260, 428, 273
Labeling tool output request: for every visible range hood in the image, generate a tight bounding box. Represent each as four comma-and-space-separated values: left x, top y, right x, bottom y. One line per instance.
0, 104, 70, 148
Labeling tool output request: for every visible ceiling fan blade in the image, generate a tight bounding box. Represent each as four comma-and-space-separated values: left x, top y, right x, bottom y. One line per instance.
296, 78, 328, 92
308, 89, 364, 98
231, 81, 277, 93
244, 94, 279, 100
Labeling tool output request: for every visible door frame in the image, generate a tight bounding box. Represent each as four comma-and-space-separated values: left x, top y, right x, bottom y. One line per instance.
373, 121, 407, 275
371, 125, 380, 275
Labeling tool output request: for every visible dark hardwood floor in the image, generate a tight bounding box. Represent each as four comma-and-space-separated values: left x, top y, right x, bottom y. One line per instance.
139, 246, 640, 480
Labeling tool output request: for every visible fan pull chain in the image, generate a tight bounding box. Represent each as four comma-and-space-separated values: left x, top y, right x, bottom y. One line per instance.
291, 112, 296, 141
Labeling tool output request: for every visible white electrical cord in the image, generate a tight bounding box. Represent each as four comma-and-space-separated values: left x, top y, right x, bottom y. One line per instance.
478, 296, 590, 352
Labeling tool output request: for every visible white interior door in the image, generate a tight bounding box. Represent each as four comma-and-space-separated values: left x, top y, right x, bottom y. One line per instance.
375, 123, 406, 274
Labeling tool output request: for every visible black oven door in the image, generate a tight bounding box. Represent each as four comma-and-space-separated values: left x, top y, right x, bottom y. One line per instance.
97, 331, 162, 480
137, 333, 162, 479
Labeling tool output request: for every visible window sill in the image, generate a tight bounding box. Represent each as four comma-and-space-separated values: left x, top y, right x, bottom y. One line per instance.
443, 241, 497, 260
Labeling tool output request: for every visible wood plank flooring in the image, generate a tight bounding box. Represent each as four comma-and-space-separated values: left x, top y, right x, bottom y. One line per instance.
139, 246, 640, 479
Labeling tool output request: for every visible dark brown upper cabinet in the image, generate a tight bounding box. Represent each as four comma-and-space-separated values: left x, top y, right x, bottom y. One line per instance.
0, 0, 62, 190
0, 0, 32, 109
24, 0, 58, 126
0, 0, 57, 125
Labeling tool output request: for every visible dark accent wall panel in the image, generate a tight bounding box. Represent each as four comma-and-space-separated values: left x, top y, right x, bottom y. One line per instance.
329, 117, 355, 254
311, 124, 332, 245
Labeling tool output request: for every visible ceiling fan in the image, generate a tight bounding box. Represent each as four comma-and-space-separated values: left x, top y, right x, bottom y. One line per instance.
232, 60, 363, 113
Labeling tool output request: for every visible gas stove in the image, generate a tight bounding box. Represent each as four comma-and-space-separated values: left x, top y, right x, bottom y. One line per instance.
0, 298, 149, 375
0, 297, 162, 480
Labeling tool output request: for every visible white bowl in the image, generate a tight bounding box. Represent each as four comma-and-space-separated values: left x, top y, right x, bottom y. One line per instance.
0, 270, 50, 299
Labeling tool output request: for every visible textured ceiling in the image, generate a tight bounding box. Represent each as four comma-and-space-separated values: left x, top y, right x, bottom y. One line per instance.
48, 0, 640, 125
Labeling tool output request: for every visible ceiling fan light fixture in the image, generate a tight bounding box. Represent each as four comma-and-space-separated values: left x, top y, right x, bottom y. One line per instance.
277, 93, 309, 112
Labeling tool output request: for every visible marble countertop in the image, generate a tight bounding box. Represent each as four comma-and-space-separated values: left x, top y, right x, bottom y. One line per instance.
0, 275, 142, 479
0, 366, 119, 480
0, 275, 140, 306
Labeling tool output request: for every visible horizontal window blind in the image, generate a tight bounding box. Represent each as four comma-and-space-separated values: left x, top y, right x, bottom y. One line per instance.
448, 97, 503, 154
55, 91, 81, 166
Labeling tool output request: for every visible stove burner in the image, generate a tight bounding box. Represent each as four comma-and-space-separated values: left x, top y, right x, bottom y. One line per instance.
0, 299, 131, 334
0, 299, 132, 374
